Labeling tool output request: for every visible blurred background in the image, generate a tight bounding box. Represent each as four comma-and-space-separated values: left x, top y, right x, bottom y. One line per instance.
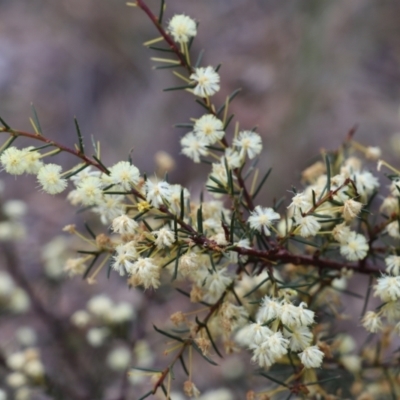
1, 0, 400, 398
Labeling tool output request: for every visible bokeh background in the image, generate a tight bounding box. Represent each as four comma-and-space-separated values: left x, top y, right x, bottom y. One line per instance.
1, 0, 400, 398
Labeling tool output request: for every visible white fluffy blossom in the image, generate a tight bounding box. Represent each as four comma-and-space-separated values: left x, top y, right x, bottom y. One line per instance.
361, 311, 382, 333
112, 242, 138, 276
37, 164, 68, 194
0, 147, 27, 175
127, 258, 160, 289
352, 170, 379, 199
76, 176, 103, 205
152, 227, 175, 248
181, 132, 209, 163
87, 295, 113, 317
295, 215, 321, 237
22, 147, 44, 174
109, 161, 140, 190
280, 302, 314, 328
339, 232, 369, 261
233, 130, 262, 159
299, 345, 324, 368
248, 206, 280, 235
256, 296, 281, 323
193, 114, 224, 144
385, 255, 400, 276
283, 326, 313, 351
236, 322, 272, 346
249, 332, 289, 368
112, 214, 139, 235
168, 14, 197, 44
107, 347, 131, 371
374, 275, 400, 302
190, 66, 220, 97
203, 268, 232, 302
386, 221, 400, 238
145, 179, 172, 208
343, 199, 363, 221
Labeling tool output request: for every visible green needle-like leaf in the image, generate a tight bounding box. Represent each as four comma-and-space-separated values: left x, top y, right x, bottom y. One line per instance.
253, 168, 272, 199
31, 103, 43, 134
74, 117, 85, 154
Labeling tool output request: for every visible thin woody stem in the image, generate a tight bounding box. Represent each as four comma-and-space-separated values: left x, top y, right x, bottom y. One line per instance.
151, 287, 229, 394
136, 0, 192, 74
135, 0, 256, 210
0, 127, 109, 174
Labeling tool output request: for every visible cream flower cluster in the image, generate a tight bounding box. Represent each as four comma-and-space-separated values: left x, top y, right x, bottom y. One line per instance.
0, 271, 30, 314
235, 296, 324, 369
4, 328, 46, 398
0, 146, 67, 194
283, 156, 376, 261
70, 294, 136, 348
361, 256, 400, 335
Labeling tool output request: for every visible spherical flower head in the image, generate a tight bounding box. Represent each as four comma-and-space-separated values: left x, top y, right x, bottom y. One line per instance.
295, 215, 321, 238
193, 114, 224, 145
145, 179, 172, 208
181, 132, 209, 163
23, 147, 44, 174
352, 170, 379, 198
25, 359, 45, 378
283, 326, 313, 351
385, 255, 400, 276
299, 345, 324, 369
87, 295, 113, 317
280, 303, 301, 327
76, 176, 103, 206
386, 221, 400, 239
224, 147, 242, 169
168, 14, 197, 44
249, 341, 276, 368
343, 199, 363, 221
233, 130, 263, 160
153, 227, 175, 248
178, 251, 201, 277
365, 146, 381, 161
64, 257, 87, 277
361, 311, 382, 333
332, 222, 352, 244
203, 268, 232, 303
7, 351, 26, 370
297, 302, 315, 326
94, 193, 125, 225
287, 192, 312, 214
127, 257, 160, 289
109, 161, 140, 190
264, 331, 289, 359
0, 147, 27, 175
381, 301, 400, 323
190, 66, 220, 97
110, 302, 136, 324
256, 296, 281, 323
380, 196, 399, 215
86, 327, 109, 347
238, 322, 273, 346
107, 347, 131, 371
112, 241, 138, 276
374, 275, 400, 302
37, 163, 67, 194
339, 232, 368, 261
248, 205, 280, 235
112, 214, 139, 235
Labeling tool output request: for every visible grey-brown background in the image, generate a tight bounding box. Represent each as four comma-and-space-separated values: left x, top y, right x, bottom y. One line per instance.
0, 0, 399, 397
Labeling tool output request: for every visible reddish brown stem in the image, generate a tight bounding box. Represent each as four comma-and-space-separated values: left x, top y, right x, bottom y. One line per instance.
0, 127, 109, 174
